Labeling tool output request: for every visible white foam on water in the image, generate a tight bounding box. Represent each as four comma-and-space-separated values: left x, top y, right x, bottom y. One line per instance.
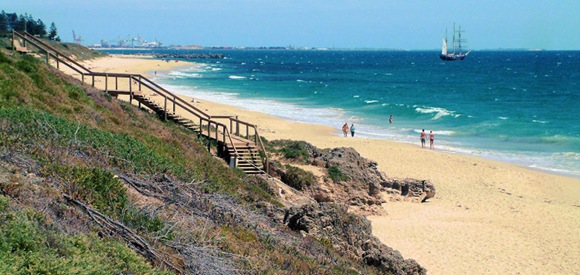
166, 71, 203, 79
229, 75, 246, 80
434, 130, 455, 136
154, 69, 579, 178
415, 106, 457, 120
364, 100, 379, 104
159, 83, 350, 130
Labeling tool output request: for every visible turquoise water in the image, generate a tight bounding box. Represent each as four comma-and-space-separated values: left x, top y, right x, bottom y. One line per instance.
109, 49, 580, 177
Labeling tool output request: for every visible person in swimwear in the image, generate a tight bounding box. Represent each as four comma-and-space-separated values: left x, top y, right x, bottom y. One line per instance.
429, 130, 435, 149
342, 123, 349, 137
420, 129, 426, 148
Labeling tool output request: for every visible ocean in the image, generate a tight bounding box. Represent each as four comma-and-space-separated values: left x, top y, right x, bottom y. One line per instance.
106, 49, 580, 177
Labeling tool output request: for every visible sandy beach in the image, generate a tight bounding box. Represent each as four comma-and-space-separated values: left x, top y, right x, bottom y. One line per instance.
73, 55, 580, 274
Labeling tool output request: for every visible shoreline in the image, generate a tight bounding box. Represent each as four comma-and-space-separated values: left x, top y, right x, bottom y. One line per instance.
150, 65, 579, 179
78, 55, 580, 274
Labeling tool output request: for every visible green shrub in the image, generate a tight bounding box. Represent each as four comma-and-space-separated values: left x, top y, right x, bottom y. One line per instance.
281, 165, 315, 190
328, 165, 349, 182
15, 55, 38, 74
269, 140, 311, 163
0, 195, 8, 212
47, 165, 126, 219
121, 205, 164, 234
0, 51, 12, 64
0, 207, 169, 274
0, 79, 18, 102
65, 84, 84, 101
78, 168, 128, 218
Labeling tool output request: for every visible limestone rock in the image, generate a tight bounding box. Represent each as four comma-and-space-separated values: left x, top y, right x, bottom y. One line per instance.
283, 203, 426, 274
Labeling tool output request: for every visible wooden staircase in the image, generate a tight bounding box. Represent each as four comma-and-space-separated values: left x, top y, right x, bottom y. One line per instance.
12, 31, 269, 175
131, 93, 264, 174
228, 140, 264, 174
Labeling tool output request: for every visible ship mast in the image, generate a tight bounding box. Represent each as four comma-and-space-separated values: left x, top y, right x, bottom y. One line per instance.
457, 25, 463, 54
452, 23, 456, 55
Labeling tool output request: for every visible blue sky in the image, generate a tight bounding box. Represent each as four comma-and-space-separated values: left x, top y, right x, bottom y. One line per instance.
6, 0, 580, 50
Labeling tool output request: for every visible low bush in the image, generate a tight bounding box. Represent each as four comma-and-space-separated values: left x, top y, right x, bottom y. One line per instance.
281, 165, 315, 190
269, 140, 311, 163
328, 165, 349, 182
0, 201, 169, 274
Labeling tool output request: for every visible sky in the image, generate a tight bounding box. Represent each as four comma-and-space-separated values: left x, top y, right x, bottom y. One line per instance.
5, 0, 580, 50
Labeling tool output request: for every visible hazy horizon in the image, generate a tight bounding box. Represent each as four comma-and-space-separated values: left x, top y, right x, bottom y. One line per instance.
6, 0, 580, 50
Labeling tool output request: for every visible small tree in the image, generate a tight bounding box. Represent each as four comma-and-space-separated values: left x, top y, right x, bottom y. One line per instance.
48, 22, 58, 41
0, 11, 8, 32
34, 19, 47, 37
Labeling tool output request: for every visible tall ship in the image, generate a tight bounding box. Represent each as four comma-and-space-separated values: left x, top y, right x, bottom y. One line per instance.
440, 23, 471, 61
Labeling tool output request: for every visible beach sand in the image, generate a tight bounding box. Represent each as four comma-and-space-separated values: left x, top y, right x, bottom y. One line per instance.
74, 55, 580, 274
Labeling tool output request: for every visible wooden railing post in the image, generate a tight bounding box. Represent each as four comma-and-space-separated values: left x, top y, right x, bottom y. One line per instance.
173, 95, 176, 113
207, 122, 211, 151
56, 54, 59, 69
104, 73, 108, 93
199, 118, 202, 138
91, 74, 95, 87
129, 75, 133, 104
236, 116, 239, 135
207, 122, 211, 139
254, 128, 257, 144
115, 76, 118, 90
164, 96, 167, 121
81, 73, 84, 84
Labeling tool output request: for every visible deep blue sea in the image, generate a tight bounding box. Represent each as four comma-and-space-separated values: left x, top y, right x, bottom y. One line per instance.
106, 49, 580, 177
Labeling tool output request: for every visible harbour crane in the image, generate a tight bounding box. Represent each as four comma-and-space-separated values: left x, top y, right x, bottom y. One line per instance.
72, 30, 82, 45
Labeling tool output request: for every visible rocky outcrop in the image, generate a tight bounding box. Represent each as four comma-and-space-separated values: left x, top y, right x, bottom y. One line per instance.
268, 141, 437, 215
282, 203, 426, 274
382, 178, 436, 203
310, 147, 388, 214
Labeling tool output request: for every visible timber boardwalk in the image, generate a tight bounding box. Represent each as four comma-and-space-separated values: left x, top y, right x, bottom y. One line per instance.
11, 31, 268, 175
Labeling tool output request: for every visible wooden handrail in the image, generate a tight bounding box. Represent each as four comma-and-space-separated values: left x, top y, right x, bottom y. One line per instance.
20, 31, 92, 74
13, 30, 269, 174
135, 76, 211, 119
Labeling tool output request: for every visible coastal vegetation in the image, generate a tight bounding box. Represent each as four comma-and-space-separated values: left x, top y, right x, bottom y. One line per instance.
0, 38, 426, 273
0, 10, 60, 41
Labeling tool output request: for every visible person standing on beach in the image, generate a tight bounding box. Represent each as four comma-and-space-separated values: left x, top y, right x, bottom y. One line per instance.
342, 123, 349, 137
420, 129, 426, 148
350, 124, 356, 137
389, 115, 393, 124
429, 131, 435, 149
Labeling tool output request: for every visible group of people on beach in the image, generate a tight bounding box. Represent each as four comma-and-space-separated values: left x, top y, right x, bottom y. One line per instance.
340, 115, 435, 149
342, 123, 355, 137
420, 129, 435, 149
